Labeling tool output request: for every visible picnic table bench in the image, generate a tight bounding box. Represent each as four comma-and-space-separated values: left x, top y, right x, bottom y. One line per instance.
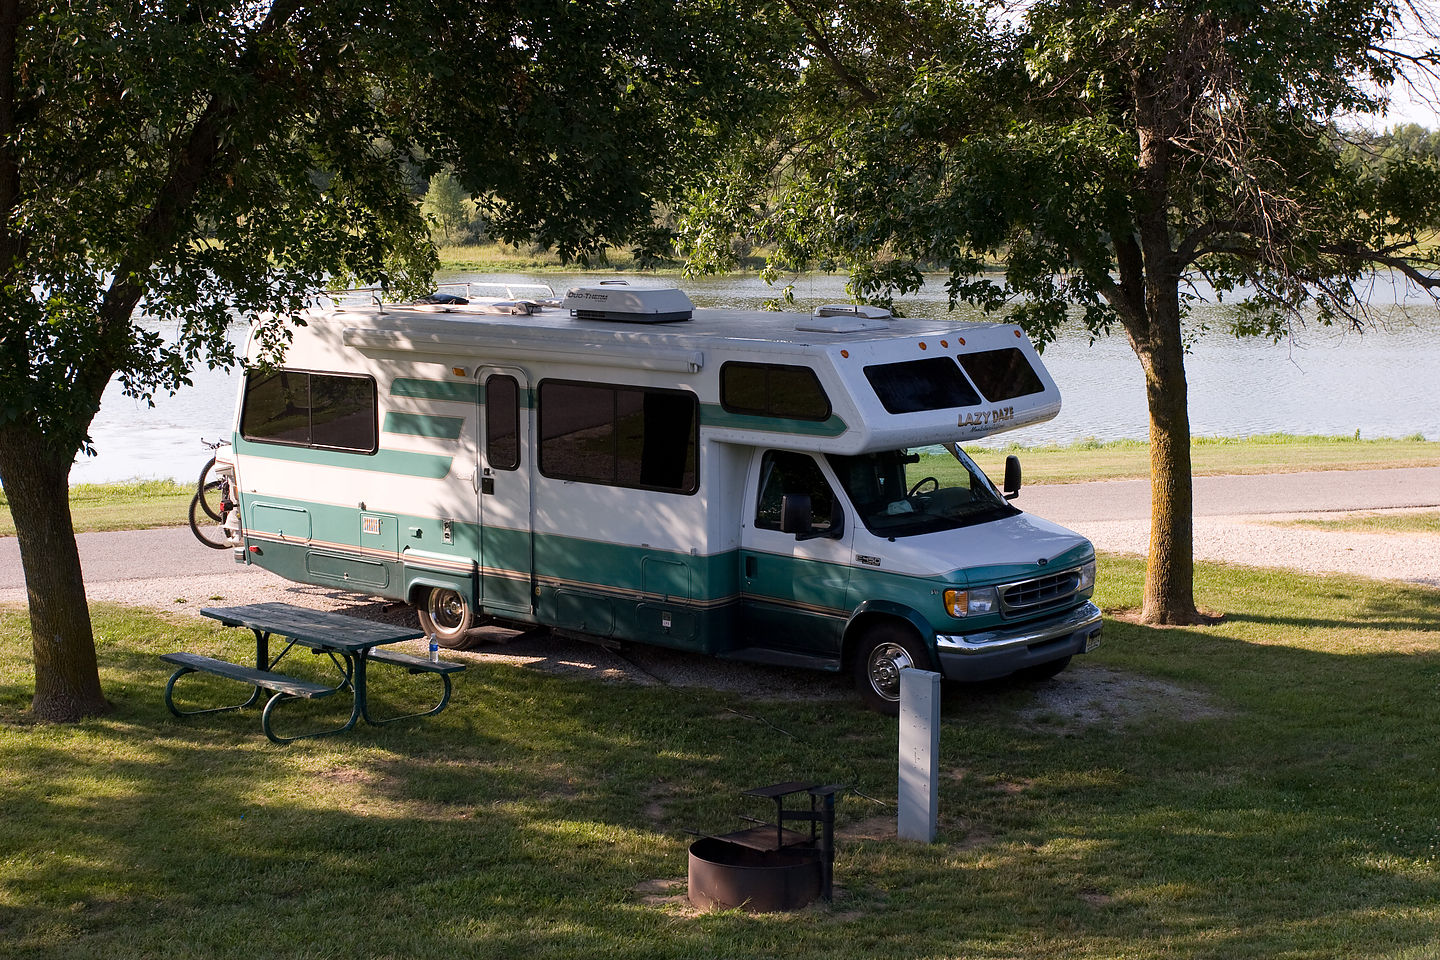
161, 602, 465, 744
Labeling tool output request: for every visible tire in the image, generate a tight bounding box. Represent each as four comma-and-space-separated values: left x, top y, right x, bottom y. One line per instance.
853, 623, 933, 715
188, 492, 230, 549
196, 457, 222, 521
1015, 655, 1072, 683
197, 478, 227, 523
415, 586, 476, 648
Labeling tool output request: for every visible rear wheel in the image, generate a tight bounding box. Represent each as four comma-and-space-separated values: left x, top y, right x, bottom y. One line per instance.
853, 623, 933, 715
196, 458, 224, 521
188, 492, 230, 549
416, 586, 476, 648
197, 478, 228, 523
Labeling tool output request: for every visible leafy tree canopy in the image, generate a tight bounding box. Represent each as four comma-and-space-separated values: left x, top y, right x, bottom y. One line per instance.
680, 0, 1440, 623
0, 0, 794, 720
684, 0, 1440, 334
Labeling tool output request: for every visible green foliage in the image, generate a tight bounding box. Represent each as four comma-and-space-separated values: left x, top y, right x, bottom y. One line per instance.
0, 0, 797, 719
0, 0, 795, 457
680, 0, 1440, 343
422, 170, 480, 245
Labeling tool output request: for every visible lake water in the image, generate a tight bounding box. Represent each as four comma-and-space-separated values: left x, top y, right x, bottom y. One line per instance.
71, 270, 1440, 484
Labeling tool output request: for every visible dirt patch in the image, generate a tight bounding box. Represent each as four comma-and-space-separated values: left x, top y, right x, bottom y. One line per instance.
632, 877, 691, 910
1017, 662, 1228, 734
839, 815, 896, 843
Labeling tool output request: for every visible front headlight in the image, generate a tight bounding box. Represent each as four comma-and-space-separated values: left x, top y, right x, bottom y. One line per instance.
1077, 560, 1097, 591
943, 586, 999, 618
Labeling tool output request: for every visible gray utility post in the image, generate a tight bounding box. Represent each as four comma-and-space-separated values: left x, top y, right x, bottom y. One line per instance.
897, 667, 941, 842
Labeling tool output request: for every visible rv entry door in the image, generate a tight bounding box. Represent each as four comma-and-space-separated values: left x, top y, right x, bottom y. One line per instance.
478, 367, 535, 616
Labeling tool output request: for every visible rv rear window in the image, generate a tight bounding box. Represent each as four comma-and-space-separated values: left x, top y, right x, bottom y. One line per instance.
538, 380, 698, 494
957, 348, 1045, 402
241, 370, 377, 453
720, 363, 831, 421
863, 357, 981, 414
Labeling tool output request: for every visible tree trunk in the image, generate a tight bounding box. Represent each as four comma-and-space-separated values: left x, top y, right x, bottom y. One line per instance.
1132, 293, 1201, 625
0, 426, 110, 721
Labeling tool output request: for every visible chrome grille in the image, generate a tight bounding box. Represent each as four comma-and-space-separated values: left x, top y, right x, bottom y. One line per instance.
1001, 569, 1081, 615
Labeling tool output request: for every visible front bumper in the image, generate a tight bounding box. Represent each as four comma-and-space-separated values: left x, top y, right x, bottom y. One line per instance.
934, 601, 1102, 682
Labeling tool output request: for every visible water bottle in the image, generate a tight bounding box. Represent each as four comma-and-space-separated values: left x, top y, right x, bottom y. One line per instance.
428, 633, 439, 664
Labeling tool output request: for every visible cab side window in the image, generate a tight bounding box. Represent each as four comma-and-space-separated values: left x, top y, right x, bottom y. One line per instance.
755, 451, 837, 532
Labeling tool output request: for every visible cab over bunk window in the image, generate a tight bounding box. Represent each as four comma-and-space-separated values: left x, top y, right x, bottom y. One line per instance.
538, 380, 698, 494
241, 370, 377, 453
863, 357, 981, 413
720, 362, 831, 421
957, 348, 1045, 402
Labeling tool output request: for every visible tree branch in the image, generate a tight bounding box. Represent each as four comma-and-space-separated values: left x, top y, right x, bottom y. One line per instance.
781, 0, 878, 104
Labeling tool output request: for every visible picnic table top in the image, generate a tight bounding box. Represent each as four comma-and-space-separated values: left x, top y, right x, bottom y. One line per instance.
200, 602, 424, 653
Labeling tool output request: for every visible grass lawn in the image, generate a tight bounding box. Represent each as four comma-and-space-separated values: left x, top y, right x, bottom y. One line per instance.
2, 556, 1439, 959
970, 433, 1440, 485
0, 479, 192, 537
1273, 510, 1440, 535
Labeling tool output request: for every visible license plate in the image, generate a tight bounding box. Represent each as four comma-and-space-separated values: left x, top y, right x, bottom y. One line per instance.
1085, 629, 1102, 653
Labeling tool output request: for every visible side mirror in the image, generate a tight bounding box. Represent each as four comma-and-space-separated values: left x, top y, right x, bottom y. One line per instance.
781, 494, 844, 540
1003, 455, 1022, 500
780, 494, 813, 536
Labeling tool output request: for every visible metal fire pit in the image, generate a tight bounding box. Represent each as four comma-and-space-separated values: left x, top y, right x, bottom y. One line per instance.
688, 836, 821, 912
687, 781, 845, 913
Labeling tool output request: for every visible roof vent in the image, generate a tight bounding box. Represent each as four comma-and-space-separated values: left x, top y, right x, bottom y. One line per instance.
814, 303, 892, 320
562, 285, 694, 323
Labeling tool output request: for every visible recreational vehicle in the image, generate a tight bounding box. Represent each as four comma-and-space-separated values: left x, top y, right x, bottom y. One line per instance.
225, 283, 1101, 712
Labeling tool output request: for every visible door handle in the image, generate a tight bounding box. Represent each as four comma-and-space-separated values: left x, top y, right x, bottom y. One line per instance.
744, 555, 757, 578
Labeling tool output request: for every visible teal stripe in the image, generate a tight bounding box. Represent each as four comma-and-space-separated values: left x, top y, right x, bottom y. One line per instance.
383, 412, 465, 440
234, 437, 453, 478
391, 378, 479, 403
701, 404, 848, 437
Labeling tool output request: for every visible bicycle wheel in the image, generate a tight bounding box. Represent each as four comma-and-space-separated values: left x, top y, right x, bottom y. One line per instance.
189, 492, 230, 549
196, 458, 224, 521
197, 478, 227, 523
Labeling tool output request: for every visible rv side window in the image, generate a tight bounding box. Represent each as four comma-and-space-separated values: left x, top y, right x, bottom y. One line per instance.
957, 348, 1045, 401
485, 375, 520, 471
241, 370, 377, 453
720, 362, 831, 421
755, 451, 837, 532
538, 380, 698, 494
863, 357, 981, 413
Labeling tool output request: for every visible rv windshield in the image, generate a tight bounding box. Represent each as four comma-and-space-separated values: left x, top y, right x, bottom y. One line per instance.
828, 445, 1018, 537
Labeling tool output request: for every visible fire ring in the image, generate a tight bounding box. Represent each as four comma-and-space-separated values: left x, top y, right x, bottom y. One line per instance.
687, 836, 822, 912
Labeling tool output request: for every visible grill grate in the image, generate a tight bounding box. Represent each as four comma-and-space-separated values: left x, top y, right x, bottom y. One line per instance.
1001, 569, 1081, 614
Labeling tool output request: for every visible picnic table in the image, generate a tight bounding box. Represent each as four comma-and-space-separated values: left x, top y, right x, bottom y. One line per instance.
160, 601, 465, 744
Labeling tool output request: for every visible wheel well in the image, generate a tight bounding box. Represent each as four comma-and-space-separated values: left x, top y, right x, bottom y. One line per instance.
406, 579, 469, 608
842, 612, 928, 669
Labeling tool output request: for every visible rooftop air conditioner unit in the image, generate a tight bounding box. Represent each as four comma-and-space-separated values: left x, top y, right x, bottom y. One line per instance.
562, 285, 694, 323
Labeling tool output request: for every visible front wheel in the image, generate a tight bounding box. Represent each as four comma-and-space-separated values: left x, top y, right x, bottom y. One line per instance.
853, 624, 933, 715
416, 586, 476, 648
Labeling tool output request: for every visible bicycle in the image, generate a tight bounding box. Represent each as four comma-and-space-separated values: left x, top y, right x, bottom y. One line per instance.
189, 438, 240, 550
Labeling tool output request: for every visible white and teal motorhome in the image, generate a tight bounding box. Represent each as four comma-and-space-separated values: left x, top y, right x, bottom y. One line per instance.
228, 283, 1101, 712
